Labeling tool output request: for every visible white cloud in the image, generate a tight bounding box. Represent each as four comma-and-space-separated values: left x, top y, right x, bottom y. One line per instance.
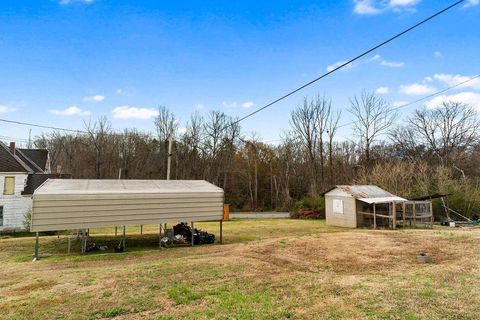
434, 51, 442, 58
380, 60, 405, 68
83, 94, 105, 102
392, 101, 408, 107
223, 101, 255, 109
178, 127, 187, 135
463, 0, 479, 8
195, 103, 205, 111
222, 101, 238, 109
354, 0, 382, 15
326, 60, 352, 72
0, 105, 17, 114
49, 106, 90, 116
59, 0, 94, 5
425, 92, 480, 109
399, 83, 436, 95
433, 73, 480, 90
375, 87, 390, 94
111, 106, 158, 119
367, 54, 381, 62
353, 0, 420, 15
389, 0, 420, 6
242, 101, 254, 108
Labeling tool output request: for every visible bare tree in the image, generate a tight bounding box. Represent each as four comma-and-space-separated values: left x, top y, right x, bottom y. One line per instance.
349, 91, 397, 166
84, 117, 112, 179
154, 106, 178, 141
410, 101, 480, 168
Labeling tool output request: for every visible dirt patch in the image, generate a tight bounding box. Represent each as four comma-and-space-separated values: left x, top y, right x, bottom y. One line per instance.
235, 232, 467, 275
6, 279, 57, 296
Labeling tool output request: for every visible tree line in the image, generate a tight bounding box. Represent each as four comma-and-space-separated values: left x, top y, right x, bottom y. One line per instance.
34, 91, 480, 217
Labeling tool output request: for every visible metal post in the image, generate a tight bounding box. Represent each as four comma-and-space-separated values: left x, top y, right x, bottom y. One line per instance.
115, 226, 118, 236
68, 236, 71, 255
430, 201, 434, 228
122, 226, 126, 248
220, 220, 223, 244
413, 202, 417, 226
373, 204, 377, 229
191, 222, 194, 246
167, 135, 173, 180
83, 229, 88, 254
402, 202, 406, 228
159, 224, 162, 248
392, 202, 396, 230
140, 225, 143, 235
34, 232, 39, 260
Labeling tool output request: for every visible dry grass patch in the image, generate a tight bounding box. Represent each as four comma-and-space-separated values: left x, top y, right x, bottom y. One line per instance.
0, 220, 479, 319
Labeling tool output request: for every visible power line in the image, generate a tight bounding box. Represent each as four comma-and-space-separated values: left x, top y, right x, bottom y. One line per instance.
0, 118, 88, 134
225, 0, 466, 130
337, 73, 480, 129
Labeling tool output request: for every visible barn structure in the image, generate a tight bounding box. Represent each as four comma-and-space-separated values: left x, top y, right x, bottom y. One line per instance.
31, 179, 224, 258
324, 185, 433, 229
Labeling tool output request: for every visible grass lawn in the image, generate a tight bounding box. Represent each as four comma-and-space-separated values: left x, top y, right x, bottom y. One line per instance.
1, 219, 480, 319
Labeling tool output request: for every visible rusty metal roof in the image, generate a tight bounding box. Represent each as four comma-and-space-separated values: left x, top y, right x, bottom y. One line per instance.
336, 185, 398, 199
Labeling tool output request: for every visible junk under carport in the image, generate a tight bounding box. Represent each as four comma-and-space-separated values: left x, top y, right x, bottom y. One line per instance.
30, 179, 225, 259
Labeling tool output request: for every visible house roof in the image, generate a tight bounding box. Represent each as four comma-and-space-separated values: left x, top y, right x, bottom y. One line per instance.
325, 185, 407, 203
17, 148, 48, 173
0, 142, 32, 173
22, 173, 71, 195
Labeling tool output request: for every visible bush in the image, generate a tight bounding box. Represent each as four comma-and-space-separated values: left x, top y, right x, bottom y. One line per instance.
23, 209, 32, 231
291, 196, 325, 219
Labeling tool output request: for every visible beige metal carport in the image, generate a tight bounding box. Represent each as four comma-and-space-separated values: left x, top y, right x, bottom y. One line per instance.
31, 179, 224, 258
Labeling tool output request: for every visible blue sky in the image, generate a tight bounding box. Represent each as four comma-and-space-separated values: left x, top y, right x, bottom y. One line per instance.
0, 0, 479, 144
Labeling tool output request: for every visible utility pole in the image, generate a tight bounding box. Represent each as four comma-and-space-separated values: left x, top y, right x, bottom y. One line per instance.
167, 135, 173, 180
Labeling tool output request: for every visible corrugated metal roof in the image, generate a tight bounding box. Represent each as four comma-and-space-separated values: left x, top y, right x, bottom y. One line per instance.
35, 179, 223, 195
358, 196, 407, 204
334, 185, 401, 199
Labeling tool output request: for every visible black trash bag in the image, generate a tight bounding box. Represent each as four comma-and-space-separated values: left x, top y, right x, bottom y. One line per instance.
114, 243, 124, 253
173, 222, 215, 245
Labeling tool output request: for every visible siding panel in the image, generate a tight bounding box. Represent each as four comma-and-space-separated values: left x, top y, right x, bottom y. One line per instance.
31, 179, 224, 232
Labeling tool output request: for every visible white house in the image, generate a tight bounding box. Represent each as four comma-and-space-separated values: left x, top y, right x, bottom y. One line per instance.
0, 141, 53, 231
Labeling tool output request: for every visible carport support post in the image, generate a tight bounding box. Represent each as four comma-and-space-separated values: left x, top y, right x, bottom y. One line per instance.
373, 203, 377, 229
159, 224, 162, 248
122, 226, 126, 249
34, 232, 39, 260
191, 222, 194, 246
220, 220, 223, 244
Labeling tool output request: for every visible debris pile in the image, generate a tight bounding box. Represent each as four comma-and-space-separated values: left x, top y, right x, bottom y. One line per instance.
291, 208, 324, 219
173, 223, 215, 245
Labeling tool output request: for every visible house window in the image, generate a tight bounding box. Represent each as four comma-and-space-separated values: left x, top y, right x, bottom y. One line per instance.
333, 199, 344, 214
3, 177, 15, 195
0, 206, 3, 226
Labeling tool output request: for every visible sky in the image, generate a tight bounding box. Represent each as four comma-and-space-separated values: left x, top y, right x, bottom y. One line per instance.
0, 0, 479, 145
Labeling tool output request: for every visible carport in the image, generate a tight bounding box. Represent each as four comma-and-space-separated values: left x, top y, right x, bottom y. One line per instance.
31, 179, 225, 258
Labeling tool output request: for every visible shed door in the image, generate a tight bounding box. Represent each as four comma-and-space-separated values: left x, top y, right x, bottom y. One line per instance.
3, 177, 15, 195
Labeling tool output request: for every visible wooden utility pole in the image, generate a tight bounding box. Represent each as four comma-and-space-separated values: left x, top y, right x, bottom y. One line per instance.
167, 135, 173, 180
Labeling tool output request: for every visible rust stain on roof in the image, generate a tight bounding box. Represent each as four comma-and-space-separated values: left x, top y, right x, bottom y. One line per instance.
336, 185, 397, 199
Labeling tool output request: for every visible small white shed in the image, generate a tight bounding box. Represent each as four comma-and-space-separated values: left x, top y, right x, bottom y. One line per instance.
324, 185, 407, 229
31, 179, 224, 232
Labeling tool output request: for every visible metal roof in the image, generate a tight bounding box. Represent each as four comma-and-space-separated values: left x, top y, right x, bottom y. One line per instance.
327, 185, 406, 202
35, 179, 223, 195
358, 196, 407, 204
